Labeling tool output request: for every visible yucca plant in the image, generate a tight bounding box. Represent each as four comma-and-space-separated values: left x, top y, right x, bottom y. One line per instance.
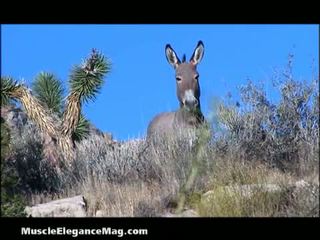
32, 72, 91, 143
1, 49, 111, 167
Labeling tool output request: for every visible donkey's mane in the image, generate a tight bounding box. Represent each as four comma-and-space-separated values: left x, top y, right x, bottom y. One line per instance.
181, 54, 186, 63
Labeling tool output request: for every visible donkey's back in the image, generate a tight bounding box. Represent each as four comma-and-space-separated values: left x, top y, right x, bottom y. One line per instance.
147, 112, 175, 137
147, 109, 204, 139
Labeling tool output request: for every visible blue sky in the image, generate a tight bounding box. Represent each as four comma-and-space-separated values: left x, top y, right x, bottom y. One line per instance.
1, 24, 319, 140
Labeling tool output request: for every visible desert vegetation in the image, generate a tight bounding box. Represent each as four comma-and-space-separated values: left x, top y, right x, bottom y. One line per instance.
1, 51, 319, 217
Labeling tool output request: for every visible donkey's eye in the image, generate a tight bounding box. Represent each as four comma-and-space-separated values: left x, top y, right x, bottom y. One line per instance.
176, 77, 182, 82
195, 75, 199, 81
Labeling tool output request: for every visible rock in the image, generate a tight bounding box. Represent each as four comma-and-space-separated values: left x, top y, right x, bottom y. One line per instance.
88, 123, 104, 136
179, 209, 199, 217
202, 190, 215, 199
203, 183, 283, 201
202, 180, 318, 201
1, 105, 60, 165
161, 209, 199, 217
289, 180, 311, 199
289, 180, 319, 216
293, 180, 309, 189
95, 210, 107, 217
161, 212, 176, 217
1, 105, 33, 137
227, 184, 282, 198
25, 195, 87, 217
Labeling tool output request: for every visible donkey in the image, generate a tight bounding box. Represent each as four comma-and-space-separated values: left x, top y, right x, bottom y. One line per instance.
147, 41, 206, 143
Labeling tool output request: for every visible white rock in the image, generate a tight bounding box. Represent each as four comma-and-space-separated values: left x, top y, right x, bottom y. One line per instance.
25, 195, 87, 217
95, 210, 107, 217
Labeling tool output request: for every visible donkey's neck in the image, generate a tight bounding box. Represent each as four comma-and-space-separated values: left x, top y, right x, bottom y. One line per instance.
175, 105, 204, 127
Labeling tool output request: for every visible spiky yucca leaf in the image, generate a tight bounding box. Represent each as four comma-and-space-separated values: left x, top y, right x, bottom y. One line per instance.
72, 114, 90, 142
1, 77, 20, 106
69, 49, 111, 104
32, 72, 64, 114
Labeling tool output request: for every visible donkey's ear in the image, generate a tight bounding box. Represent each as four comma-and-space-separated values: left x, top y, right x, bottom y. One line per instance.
190, 41, 204, 65
165, 44, 181, 68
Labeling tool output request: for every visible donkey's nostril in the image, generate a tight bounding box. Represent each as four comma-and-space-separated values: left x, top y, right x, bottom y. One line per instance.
185, 98, 198, 109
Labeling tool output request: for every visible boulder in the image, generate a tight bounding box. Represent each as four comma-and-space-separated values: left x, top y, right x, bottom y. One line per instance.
202, 180, 318, 202
25, 195, 87, 217
95, 210, 107, 217
161, 209, 199, 217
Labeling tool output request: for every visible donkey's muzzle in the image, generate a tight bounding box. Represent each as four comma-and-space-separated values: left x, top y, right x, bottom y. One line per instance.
183, 89, 199, 110
184, 98, 199, 110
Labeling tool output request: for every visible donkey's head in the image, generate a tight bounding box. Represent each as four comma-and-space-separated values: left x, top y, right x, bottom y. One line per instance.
165, 41, 204, 112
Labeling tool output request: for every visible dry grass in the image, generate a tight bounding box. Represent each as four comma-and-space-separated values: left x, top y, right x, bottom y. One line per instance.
54, 131, 199, 216
62, 180, 170, 217
196, 155, 290, 217
9, 112, 319, 217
